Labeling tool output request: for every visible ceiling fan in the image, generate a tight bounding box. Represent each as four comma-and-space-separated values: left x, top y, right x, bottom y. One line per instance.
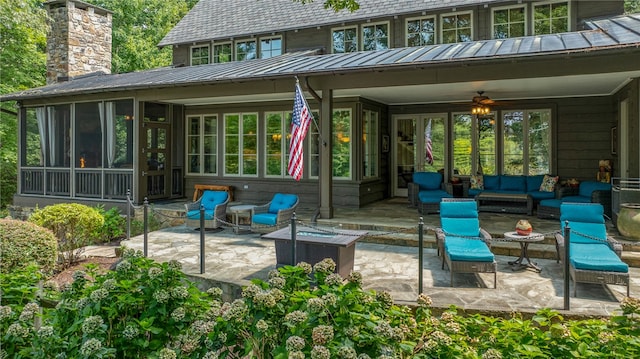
471, 91, 495, 105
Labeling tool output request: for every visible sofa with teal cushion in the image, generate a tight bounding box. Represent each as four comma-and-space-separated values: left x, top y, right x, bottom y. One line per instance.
436, 199, 497, 288
554, 202, 629, 296
251, 193, 299, 232
408, 172, 453, 214
467, 174, 557, 203
185, 190, 229, 229
538, 181, 612, 219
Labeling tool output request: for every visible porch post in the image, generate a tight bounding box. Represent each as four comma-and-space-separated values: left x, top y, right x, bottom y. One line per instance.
319, 87, 333, 218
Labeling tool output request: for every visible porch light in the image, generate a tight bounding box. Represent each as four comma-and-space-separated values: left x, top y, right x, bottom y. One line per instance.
472, 104, 490, 115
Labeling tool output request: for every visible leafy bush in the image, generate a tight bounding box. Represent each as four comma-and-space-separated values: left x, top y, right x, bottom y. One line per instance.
0, 218, 58, 276
28, 203, 104, 267
1, 252, 640, 358
93, 205, 125, 243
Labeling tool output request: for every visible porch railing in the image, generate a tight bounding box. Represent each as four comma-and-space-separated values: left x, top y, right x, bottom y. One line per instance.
20, 167, 133, 200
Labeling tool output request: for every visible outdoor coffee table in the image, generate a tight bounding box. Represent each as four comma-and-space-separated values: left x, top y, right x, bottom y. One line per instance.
503, 231, 545, 272
477, 192, 533, 215
228, 204, 256, 234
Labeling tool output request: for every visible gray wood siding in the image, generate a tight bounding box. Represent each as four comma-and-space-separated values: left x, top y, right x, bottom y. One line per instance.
172, 46, 190, 67
555, 96, 616, 181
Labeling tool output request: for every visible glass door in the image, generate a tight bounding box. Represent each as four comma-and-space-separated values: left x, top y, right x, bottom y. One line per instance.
139, 103, 171, 200
392, 114, 446, 197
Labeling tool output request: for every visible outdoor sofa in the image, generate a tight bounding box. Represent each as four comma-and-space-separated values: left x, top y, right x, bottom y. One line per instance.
538, 181, 612, 219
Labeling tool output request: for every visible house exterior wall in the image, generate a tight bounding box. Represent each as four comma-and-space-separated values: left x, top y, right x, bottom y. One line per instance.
170, 1, 624, 67
46, 0, 112, 84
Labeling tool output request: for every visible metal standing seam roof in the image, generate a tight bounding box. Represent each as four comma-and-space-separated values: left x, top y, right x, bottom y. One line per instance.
158, 0, 497, 47
2, 14, 640, 102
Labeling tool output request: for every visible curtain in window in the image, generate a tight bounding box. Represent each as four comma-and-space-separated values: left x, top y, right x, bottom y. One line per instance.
105, 102, 116, 168
47, 107, 56, 166
35, 107, 47, 165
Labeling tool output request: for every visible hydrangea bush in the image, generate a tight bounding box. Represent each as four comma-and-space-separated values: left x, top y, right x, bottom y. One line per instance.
1, 250, 640, 358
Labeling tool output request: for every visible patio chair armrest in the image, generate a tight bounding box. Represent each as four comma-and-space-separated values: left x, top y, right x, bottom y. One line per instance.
214, 199, 229, 221
276, 206, 297, 225
252, 203, 270, 216
408, 182, 420, 206
435, 228, 445, 241
554, 233, 565, 248
479, 228, 492, 245
607, 236, 623, 257
185, 199, 202, 212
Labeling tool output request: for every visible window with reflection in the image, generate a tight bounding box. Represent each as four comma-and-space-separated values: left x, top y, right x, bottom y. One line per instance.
46, 104, 71, 167
22, 108, 44, 167
213, 43, 232, 63
533, 1, 568, 35
333, 109, 352, 179
187, 115, 217, 175
503, 110, 551, 175
362, 110, 379, 178
190, 45, 210, 65
493, 5, 526, 38
362, 22, 389, 51
265, 111, 291, 177
441, 12, 472, 43
420, 115, 446, 173
224, 113, 258, 176
235, 40, 257, 61
478, 115, 497, 175
104, 99, 134, 169
332, 26, 358, 53
260, 37, 282, 59
406, 16, 436, 46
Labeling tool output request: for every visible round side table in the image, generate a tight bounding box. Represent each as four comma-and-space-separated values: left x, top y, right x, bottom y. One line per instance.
228, 204, 256, 234
503, 231, 545, 272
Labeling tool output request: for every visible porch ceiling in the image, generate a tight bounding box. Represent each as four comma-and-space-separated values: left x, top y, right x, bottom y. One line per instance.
163, 70, 640, 106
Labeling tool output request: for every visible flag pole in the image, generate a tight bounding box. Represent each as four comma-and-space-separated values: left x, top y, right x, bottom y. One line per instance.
296, 76, 326, 147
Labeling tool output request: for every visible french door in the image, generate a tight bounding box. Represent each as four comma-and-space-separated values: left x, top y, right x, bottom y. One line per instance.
392, 114, 446, 197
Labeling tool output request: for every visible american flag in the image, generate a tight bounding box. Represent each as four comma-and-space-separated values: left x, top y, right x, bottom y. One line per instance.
425, 119, 434, 165
287, 83, 312, 181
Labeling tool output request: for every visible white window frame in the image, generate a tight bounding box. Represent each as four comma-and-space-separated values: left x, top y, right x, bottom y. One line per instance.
213, 42, 232, 63
223, 112, 259, 177
186, 114, 218, 176
501, 109, 553, 175
440, 11, 473, 44
331, 26, 358, 54
259, 36, 283, 59
532, 0, 570, 35
405, 15, 436, 47
234, 39, 257, 61
491, 4, 527, 39
190, 45, 210, 66
264, 111, 291, 178
361, 21, 390, 51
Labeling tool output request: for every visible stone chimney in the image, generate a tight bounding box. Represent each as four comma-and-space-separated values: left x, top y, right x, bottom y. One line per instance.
45, 0, 112, 84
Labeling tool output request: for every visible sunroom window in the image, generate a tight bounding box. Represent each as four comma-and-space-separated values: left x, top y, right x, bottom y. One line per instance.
187, 115, 217, 175
503, 110, 552, 175
493, 5, 526, 39
265, 111, 291, 177
260, 37, 282, 59
406, 16, 436, 46
333, 109, 352, 179
533, 1, 569, 35
362, 110, 379, 178
213, 43, 232, 63
235, 40, 257, 61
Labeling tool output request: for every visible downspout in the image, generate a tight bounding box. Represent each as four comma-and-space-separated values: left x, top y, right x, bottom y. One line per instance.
302, 77, 326, 224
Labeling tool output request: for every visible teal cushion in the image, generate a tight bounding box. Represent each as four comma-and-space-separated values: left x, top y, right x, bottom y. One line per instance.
186, 210, 215, 220
500, 175, 526, 191
413, 172, 443, 190
268, 193, 298, 213
561, 203, 605, 223
560, 203, 606, 244
561, 196, 591, 203
540, 199, 562, 208
570, 243, 628, 272
578, 181, 611, 198
418, 190, 452, 203
252, 213, 277, 225
200, 190, 228, 210
444, 237, 495, 262
441, 218, 480, 237
468, 188, 482, 197
483, 175, 500, 190
440, 200, 478, 218
526, 175, 545, 192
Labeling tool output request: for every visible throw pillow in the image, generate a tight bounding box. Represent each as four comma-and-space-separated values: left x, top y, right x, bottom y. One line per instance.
539, 174, 559, 192
470, 174, 484, 190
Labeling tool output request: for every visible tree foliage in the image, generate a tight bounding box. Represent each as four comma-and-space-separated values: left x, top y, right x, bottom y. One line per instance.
295, 0, 360, 12
626, 0, 640, 13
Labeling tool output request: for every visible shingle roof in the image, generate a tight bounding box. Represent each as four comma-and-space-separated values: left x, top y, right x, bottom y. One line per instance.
159, 0, 495, 47
3, 14, 640, 102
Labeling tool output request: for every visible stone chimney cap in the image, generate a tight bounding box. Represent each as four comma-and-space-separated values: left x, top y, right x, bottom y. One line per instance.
45, 0, 113, 15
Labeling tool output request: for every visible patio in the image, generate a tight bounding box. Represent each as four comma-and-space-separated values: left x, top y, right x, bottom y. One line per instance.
114, 197, 640, 317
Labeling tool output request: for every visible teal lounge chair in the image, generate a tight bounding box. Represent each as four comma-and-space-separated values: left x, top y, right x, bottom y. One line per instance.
437, 199, 497, 288
555, 202, 629, 296
185, 190, 229, 229
251, 193, 299, 233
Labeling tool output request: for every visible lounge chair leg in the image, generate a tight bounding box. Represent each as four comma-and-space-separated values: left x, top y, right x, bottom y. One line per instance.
450, 272, 453, 287
494, 272, 497, 289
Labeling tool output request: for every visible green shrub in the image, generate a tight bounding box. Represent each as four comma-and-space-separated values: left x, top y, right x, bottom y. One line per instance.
93, 205, 125, 243
28, 203, 104, 268
0, 218, 58, 276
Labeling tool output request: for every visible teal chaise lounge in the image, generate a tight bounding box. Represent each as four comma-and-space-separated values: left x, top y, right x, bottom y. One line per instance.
554, 202, 629, 296
185, 190, 229, 229
437, 199, 497, 288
